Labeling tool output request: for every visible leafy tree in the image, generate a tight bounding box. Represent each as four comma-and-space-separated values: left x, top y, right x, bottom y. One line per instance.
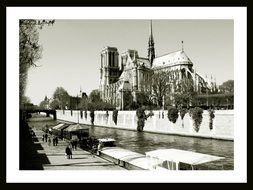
38, 96, 49, 109
49, 99, 60, 110
79, 90, 114, 111
135, 107, 154, 132
208, 109, 215, 130
113, 110, 118, 125
135, 91, 155, 109
20, 96, 31, 107
167, 106, 179, 123
179, 107, 187, 120
89, 89, 101, 103
90, 110, 95, 125
219, 80, 234, 94
53, 87, 70, 109
39, 100, 48, 109
19, 19, 54, 106
189, 107, 203, 132
79, 97, 89, 110
123, 91, 134, 110
136, 107, 147, 132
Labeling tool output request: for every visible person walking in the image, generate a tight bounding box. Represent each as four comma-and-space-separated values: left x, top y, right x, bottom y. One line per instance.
65, 145, 72, 159
65, 146, 70, 159
48, 136, 51, 146
55, 137, 58, 146
52, 136, 56, 146
42, 134, 45, 142
74, 140, 77, 150
45, 133, 48, 142
69, 145, 72, 159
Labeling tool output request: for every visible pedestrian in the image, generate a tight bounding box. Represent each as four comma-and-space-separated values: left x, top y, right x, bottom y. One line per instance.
42, 134, 44, 142
65, 146, 70, 159
55, 137, 58, 146
74, 140, 77, 150
45, 133, 48, 142
69, 145, 72, 159
65, 145, 72, 159
52, 136, 56, 146
97, 142, 103, 156
48, 137, 51, 146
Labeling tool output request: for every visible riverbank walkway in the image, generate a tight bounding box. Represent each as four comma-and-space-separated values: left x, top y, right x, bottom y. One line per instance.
30, 128, 126, 170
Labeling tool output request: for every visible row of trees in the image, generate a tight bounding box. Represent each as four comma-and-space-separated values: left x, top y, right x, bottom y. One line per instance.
36, 77, 233, 111
38, 87, 115, 111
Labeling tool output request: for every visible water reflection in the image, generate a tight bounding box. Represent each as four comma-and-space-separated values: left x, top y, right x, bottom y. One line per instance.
88, 125, 233, 169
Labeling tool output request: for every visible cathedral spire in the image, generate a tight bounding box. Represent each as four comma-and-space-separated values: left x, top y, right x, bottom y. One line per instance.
148, 20, 155, 66
150, 20, 153, 40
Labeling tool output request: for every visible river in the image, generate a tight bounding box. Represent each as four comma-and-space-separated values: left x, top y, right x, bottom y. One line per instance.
88, 125, 233, 170
28, 116, 234, 170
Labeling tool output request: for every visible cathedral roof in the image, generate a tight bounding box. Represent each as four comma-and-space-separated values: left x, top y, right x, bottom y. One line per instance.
136, 57, 151, 68
152, 50, 193, 68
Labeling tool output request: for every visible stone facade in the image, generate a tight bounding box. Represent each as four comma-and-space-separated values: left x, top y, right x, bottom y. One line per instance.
99, 22, 211, 110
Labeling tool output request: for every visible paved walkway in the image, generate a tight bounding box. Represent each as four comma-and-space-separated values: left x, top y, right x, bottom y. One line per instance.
33, 129, 126, 170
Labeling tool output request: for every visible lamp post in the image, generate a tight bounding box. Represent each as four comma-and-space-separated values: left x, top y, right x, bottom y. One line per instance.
162, 95, 165, 110
76, 94, 79, 124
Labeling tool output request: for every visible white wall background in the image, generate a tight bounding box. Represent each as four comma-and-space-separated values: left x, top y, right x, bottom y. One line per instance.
56, 109, 233, 140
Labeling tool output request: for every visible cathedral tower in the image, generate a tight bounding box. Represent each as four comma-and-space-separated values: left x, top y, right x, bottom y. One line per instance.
99, 46, 120, 101
148, 20, 155, 66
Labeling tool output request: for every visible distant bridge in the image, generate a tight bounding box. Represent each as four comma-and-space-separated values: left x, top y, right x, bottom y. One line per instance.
22, 109, 57, 120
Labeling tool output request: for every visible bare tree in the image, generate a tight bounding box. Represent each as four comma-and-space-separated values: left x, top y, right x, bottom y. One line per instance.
174, 77, 196, 108
151, 70, 172, 108
219, 80, 234, 94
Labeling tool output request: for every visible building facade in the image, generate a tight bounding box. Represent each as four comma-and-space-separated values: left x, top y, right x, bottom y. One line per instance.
99, 21, 213, 110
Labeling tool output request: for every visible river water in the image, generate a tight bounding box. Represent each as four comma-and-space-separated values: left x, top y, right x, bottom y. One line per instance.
88, 125, 234, 170
28, 116, 234, 170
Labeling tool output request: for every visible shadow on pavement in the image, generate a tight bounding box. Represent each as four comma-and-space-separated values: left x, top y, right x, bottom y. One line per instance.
19, 119, 50, 170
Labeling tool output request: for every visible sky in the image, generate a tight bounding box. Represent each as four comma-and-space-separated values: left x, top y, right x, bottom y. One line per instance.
25, 19, 234, 105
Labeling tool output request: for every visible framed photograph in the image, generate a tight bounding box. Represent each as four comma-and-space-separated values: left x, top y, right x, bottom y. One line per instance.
6, 6, 247, 183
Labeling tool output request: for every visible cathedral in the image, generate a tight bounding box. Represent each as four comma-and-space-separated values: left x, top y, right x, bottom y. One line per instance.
99, 21, 212, 110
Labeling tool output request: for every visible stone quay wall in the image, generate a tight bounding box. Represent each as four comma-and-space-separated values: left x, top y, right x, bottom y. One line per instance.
55, 109, 234, 141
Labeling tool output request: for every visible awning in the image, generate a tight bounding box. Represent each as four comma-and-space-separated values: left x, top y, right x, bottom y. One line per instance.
145, 149, 224, 165
52, 123, 65, 130
56, 123, 70, 130
64, 123, 89, 132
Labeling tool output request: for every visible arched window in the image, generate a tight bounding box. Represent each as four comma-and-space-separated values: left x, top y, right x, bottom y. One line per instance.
112, 52, 115, 67
108, 52, 111, 67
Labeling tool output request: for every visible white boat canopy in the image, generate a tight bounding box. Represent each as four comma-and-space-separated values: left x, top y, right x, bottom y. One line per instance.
145, 149, 224, 165
52, 123, 65, 130
98, 138, 116, 143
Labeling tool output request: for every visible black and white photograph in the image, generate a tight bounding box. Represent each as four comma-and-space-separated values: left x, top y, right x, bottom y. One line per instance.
6, 7, 247, 183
